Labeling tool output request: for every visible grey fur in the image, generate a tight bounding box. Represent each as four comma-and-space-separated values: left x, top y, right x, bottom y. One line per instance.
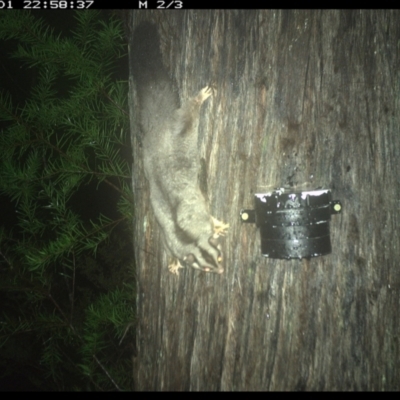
132, 23, 228, 273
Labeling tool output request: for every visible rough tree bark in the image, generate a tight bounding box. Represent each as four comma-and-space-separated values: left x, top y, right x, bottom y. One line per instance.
129, 10, 400, 390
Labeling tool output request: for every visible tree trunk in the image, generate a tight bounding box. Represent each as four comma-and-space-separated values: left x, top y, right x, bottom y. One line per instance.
129, 10, 400, 390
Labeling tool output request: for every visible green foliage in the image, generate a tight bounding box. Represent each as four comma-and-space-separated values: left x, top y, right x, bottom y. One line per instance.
0, 10, 135, 391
